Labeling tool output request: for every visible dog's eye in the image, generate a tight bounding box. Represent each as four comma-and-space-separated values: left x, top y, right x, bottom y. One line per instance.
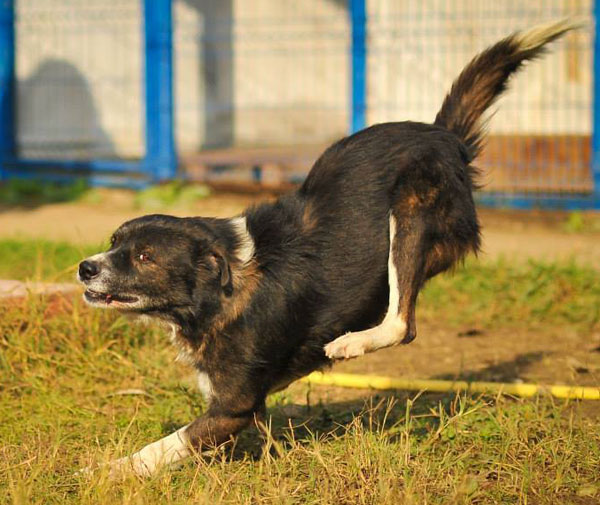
138, 253, 151, 263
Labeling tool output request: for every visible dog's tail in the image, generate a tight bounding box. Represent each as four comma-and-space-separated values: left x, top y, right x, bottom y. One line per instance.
434, 19, 579, 160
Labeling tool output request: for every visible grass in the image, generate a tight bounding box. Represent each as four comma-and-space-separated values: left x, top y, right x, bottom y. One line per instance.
563, 211, 600, 234
1, 238, 599, 503
134, 181, 211, 210
0, 299, 600, 504
0, 238, 102, 281
1, 295, 599, 504
420, 258, 600, 330
0, 178, 212, 210
0, 179, 91, 206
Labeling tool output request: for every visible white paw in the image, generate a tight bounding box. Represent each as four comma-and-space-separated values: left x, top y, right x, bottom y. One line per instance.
76, 457, 154, 481
324, 332, 371, 359
106, 456, 154, 479
74, 465, 94, 478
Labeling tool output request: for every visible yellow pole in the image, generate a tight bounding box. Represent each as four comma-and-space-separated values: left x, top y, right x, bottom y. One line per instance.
300, 372, 600, 400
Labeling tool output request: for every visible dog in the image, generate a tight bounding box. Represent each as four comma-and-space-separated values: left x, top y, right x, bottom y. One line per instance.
78, 20, 576, 477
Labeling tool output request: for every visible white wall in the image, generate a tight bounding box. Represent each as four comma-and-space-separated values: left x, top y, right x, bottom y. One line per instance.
174, 0, 349, 152
16, 0, 144, 158
367, 0, 592, 134
14, 0, 591, 160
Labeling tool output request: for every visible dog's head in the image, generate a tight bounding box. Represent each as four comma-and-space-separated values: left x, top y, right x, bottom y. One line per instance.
77, 214, 246, 315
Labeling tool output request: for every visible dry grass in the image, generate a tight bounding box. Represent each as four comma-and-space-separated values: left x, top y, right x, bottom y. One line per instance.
1, 244, 600, 504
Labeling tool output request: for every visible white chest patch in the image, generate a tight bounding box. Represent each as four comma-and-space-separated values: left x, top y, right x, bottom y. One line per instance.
197, 371, 214, 401
169, 325, 196, 365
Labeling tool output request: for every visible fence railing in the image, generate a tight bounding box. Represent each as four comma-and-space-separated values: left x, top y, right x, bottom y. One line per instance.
0, 0, 176, 187
0, 0, 597, 209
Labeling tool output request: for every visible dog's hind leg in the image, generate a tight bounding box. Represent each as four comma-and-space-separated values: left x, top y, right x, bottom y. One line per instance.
324, 212, 426, 359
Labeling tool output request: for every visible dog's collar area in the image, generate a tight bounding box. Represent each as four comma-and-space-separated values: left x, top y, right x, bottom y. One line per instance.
230, 216, 255, 265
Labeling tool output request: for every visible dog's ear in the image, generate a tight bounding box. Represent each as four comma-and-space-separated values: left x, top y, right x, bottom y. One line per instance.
211, 251, 233, 297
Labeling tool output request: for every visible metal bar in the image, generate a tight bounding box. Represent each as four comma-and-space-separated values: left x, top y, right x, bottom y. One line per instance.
476, 192, 599, 210
593, 0, 600, 207
350, 0, 367, 133
5, 158, 145, 173
1, 169, 148, 189
0, 0, 14, 182
143, 0, 176, 181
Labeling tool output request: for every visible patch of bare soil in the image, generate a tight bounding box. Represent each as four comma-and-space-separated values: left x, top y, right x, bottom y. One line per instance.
0, 190, 270, 244
287, 319, 600, 407
477, 208, 600, 267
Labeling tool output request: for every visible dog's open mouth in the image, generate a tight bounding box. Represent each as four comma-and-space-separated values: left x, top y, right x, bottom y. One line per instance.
84, 289, 138, 305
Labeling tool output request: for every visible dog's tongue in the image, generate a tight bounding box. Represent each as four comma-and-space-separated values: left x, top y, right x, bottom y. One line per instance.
106, 294, 113, 304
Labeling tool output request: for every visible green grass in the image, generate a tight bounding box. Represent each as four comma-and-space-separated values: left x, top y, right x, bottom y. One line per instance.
0, 238, 103, 281
0, 178, 91, 206
1, 239, 599, 503
0, 178, 212, 210
1, 296, 599, 504
420, 258, 600, 330
562, 211, 600, 234
134, 181, 211, 210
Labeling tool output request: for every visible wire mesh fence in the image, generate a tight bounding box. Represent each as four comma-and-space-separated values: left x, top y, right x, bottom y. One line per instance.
15, 0, 143, 160
174, 0, 349, 153
5, 0, 597, 205
368, 0, 592, 195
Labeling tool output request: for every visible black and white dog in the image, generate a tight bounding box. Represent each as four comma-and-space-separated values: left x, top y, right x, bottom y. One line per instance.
78, 20, 575, 477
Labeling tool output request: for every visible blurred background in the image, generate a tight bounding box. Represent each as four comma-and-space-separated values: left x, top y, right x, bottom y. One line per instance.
0, 0, 595, 209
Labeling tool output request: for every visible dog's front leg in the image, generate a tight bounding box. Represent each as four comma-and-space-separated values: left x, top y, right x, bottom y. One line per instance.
107, 424, 191, 479
107, 409, 257, 479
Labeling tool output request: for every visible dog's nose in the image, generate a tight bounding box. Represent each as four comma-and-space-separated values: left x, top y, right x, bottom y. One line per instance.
79, 260, 100, 281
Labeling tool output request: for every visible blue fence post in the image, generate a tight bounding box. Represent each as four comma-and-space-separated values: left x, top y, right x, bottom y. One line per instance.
350, 0, 367, 133
593, 0, 600, 208
0, 0, 14, 182
144, 0, 176, 182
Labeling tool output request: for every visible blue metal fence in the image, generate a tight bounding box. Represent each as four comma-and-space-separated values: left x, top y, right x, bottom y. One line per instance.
0, 0, 176, 187
592, 0, 600, 210
0, 0, 14, 176
0, 0, 597, 208
365, 0, 596, 209
350, 0, 367, 133
145, 0, 176, 182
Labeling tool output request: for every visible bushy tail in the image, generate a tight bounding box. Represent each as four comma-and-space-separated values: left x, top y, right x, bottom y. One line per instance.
434, 19, 580, 160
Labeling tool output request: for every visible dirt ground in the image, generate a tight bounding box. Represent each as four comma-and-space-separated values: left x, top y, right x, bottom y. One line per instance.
0, 189, 599, 266
1, 189, 599, 402
307, 321, 600, 407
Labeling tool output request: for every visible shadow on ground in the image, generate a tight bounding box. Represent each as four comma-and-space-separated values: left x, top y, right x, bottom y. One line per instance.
160, 351, 570, 462
436, 351, 547, 382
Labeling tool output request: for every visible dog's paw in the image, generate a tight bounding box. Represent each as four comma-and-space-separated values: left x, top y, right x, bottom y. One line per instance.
105, 456, 153, 480
324, 332, 371, 359
76, 457, 153, 481
74, 465, 95, 478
